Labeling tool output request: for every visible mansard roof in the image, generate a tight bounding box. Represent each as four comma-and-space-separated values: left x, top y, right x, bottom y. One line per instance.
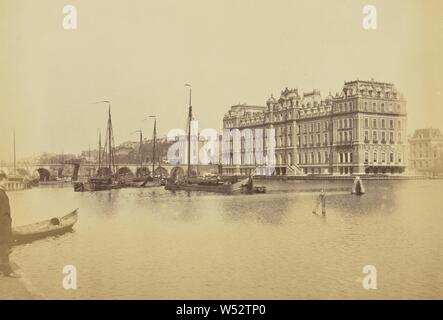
412, 128, 443, 140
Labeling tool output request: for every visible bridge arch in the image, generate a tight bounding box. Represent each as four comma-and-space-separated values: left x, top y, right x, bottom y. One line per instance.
117, 166, 134, 177
37, 168, 50, 181
153, 166, 168, 178
170, 166, 185, 182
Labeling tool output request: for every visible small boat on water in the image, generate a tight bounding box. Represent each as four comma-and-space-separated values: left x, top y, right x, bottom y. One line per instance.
12, 209, 79, 244
73, 177, 126, 192
165, 178, 235, 193
165, 174, 266, 194
352, 176, 365, 195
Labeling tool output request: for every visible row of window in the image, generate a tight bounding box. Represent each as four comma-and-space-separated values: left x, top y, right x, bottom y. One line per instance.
363, 101, 400, 113
236, 130, 401, 149
334, 101, 354, 113
230, 150, 404, 166
275, 125, 293, 136
411, 160, 433, 169
338, 153, 353, 163
299, 133, 329, 146
299, 151, 330, 165
338, 131, 352, 143
364, 130, 401, 143
364, 118, 401, 130
268, 112, 293, 122
364, 151, 402, 163
338, 118, 354, 129
299, 121, 330, 134
334, 100, 400, 113
410, 150, 441, 159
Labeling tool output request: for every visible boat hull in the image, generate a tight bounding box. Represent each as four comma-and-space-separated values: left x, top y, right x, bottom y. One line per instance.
73, 181, 125, 192
164, 182, 266, 194
12, 210, 79, 244
165, 182, 233, 193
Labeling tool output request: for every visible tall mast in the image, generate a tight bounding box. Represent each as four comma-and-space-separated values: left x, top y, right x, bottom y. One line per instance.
13, 128, 16, 175
186, 85, 192, 178
152, 119, 157, 176
139, 129, 143, 170
98, 131, 102, 170
108, 105, 112, 172
95, 100, 114, 175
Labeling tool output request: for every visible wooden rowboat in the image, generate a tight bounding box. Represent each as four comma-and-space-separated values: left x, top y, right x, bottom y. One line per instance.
12, 209, 79, 244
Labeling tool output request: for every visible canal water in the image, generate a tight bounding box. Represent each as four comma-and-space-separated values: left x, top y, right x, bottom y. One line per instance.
7, 179, 443, 299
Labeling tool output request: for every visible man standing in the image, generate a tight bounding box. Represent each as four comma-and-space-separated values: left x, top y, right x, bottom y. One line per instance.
0, 172, 18, 277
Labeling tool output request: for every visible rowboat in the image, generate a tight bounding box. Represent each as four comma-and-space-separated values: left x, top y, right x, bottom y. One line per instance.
12, 209, 79, 244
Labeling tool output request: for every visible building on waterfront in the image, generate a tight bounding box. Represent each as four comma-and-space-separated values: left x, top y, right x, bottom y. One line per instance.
222, 79, 408, 176
409, 128, 443, 175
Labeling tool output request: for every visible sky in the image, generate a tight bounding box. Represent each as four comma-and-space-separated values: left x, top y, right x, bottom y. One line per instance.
0, 0, 442, 161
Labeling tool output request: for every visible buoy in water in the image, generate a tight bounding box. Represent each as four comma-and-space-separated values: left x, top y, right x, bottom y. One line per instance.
352, 176, 365, 195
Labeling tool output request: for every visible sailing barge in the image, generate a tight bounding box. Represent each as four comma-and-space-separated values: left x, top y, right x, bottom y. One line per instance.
74, 102, 122, 192
164, 85, 266, 194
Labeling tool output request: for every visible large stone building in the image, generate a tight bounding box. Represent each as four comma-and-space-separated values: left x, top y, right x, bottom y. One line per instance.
222, 79, 408, 176
409, 128, 443, 175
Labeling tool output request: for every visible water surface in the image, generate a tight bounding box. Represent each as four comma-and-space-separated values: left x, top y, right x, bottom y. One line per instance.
8, 179, 443, 299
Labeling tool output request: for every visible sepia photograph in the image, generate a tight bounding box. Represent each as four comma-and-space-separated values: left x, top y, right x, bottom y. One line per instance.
0, 0, 442, 311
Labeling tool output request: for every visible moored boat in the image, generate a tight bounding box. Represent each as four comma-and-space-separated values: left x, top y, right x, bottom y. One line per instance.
73, 102, 122, 192
163, 84, 266, 195
165, 179, 234, 193
165, 174, 266, 194
74, 175, 129, 191
12, 209, 79, 244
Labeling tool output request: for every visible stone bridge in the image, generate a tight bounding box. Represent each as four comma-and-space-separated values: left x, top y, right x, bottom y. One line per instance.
1, 161, 221, 181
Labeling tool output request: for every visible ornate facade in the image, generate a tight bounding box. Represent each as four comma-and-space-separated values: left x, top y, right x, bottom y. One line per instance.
222, 79, 408, 176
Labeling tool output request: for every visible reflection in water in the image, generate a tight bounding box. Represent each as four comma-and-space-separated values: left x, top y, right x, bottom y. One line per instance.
7, 179, 443, 299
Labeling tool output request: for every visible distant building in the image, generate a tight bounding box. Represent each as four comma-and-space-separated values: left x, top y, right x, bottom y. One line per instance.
409, 128, 443, 175
222, 79, 408, 176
